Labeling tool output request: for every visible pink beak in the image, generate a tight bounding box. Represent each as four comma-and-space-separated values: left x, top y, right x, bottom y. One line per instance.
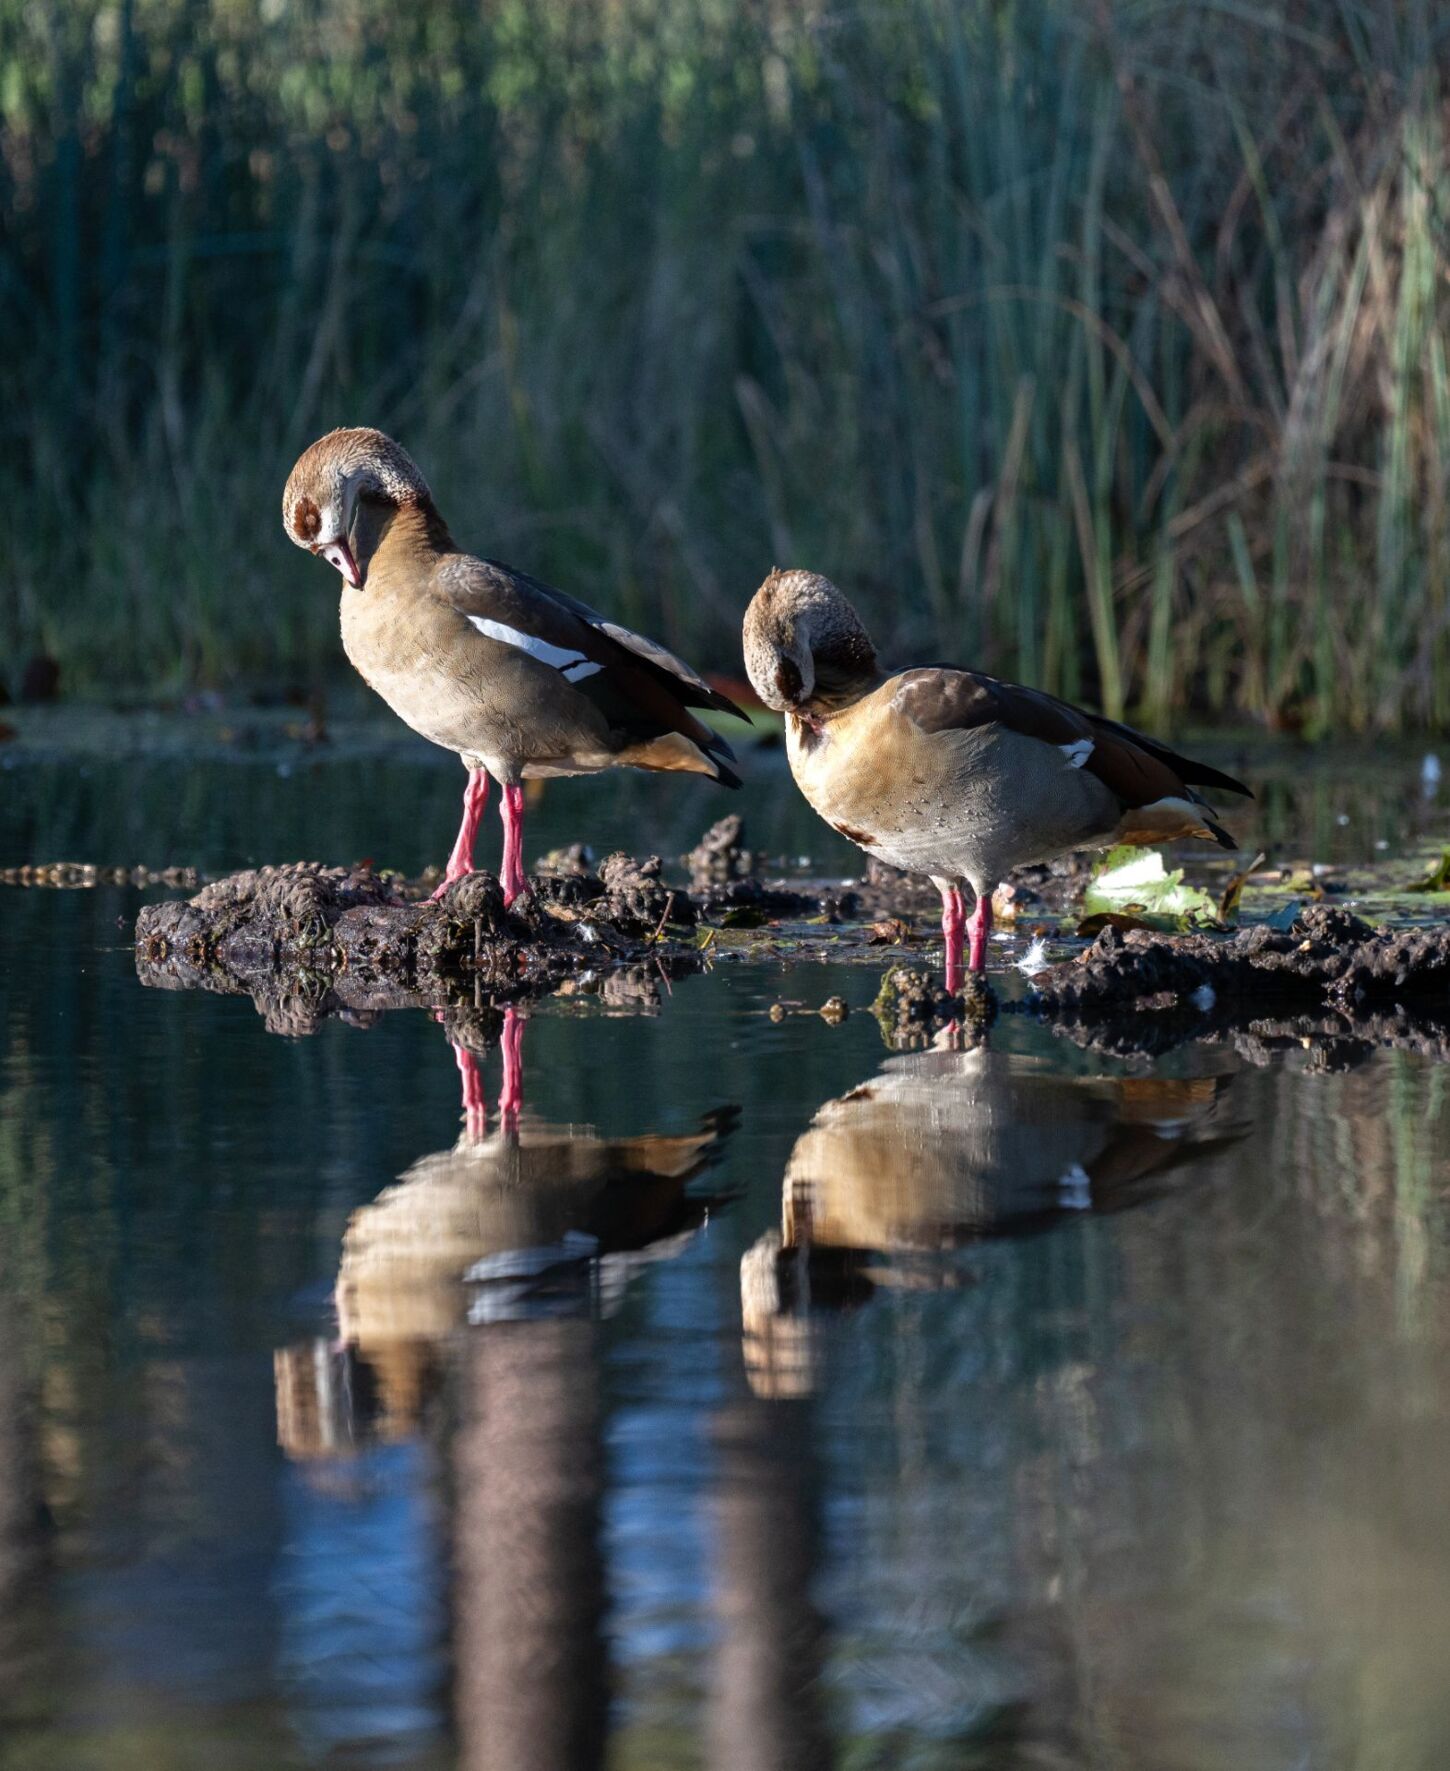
319, 537, 361, 588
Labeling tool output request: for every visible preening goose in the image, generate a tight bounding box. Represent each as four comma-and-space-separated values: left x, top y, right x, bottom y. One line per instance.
742, 570, 1251, 984
283, 427, 745, 903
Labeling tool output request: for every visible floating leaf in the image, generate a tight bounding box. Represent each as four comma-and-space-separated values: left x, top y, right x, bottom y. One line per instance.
1406, 847, 1450, 893
1082, 846, 1219, 929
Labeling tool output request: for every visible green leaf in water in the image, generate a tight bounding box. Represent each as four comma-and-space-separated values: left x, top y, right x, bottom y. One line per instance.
1406, 847, 1450, 893
1082, 845, 1220, 929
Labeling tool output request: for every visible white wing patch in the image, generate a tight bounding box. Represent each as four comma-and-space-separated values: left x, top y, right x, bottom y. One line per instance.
1060, 738, 1094, 769
467, 616, 604, 682
595, 621, 709, 693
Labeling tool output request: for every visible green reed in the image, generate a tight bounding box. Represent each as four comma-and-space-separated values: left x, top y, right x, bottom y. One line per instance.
2, 0, 1450, 731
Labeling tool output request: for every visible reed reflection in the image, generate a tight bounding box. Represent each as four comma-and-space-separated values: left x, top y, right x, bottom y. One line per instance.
707, 1391, 832, 1771
457, 1315, 606, 1771
0, 1279, 44, 1721
744, 1035, 1238, 1397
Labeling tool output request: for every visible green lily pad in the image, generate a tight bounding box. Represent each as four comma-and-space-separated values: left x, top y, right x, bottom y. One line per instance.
1082, 846, 1220, 930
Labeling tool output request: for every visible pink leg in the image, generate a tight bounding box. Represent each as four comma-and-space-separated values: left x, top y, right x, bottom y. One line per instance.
430, 769, 490, 900
499, 782, 530, 907
497, 1006, 524, 1125
454, 1041, 488, 1142
938, 881, 966, 994
967, 889, 994, 974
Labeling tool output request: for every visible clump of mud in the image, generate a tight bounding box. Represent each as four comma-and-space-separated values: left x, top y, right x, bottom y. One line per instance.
135, 855, 702, 1031
681, 815, 836, 919
684, 814, 757, 889
1019, 904, 1450, 1063
1029, 904, 1450, 1014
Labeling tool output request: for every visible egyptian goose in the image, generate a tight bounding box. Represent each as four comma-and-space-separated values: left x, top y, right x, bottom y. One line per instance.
741, 570, 1251, 983
283, 428, 745, 903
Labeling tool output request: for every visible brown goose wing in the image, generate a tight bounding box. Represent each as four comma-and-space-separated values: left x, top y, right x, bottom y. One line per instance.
465, 557, 745, 720
894, 668, 1249, 843
434, 554, 742, 782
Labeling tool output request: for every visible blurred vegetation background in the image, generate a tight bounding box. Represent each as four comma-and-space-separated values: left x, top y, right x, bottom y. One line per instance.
3, 0, 1450, 732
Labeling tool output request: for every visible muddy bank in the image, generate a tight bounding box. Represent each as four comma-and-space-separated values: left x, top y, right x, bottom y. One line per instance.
1027, 904, 1450, 1014
130, 814, 1104, 1031
868, 903, 1450, 1060
133, 821, 1448, 1047
133, 853, 714, 1034
130, 815, 920, 1033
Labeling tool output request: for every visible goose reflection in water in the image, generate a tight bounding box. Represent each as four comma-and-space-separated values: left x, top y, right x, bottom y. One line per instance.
276, 1007, 736, 1454
744, 1036, 1239, 1398
272, 1008, 736, 1771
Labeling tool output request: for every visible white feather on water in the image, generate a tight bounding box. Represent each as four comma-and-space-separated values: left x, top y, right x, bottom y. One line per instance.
1017, 936, 1050, 977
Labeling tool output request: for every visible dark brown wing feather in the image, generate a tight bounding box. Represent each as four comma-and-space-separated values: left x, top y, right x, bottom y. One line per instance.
896, 668, 1251, 814
476, 559, 747, 721
1086, 712, 1251, 798
436, 555, 742, 784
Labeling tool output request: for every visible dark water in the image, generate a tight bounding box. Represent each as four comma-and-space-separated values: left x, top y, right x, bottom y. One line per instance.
3, 734, 1450, 1770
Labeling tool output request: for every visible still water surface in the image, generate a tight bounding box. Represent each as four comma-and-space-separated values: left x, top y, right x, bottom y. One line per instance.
2, 738, 1449, 1769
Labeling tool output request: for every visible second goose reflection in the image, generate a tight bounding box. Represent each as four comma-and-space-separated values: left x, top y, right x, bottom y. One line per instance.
746, 1037, 1239, 1397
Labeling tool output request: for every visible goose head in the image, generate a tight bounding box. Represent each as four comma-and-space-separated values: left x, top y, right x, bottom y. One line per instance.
282, 426, 431, 588
742, 568, 881, 717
